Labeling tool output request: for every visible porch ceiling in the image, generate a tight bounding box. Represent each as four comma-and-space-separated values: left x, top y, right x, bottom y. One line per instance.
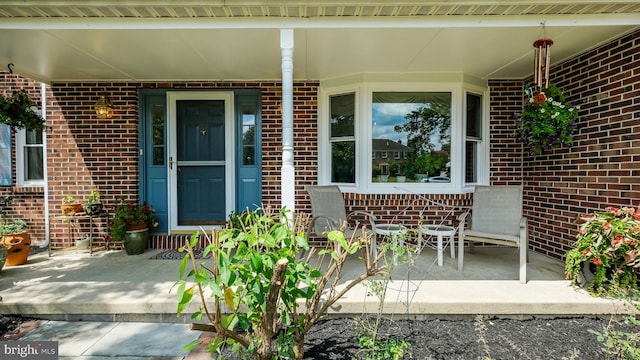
0, 1, 638, 83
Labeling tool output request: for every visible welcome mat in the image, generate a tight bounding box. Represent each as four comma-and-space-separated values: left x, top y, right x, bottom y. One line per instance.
151, 249, 211, 260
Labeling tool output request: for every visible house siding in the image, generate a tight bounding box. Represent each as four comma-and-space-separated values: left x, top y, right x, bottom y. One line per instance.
1, 29, 638, 259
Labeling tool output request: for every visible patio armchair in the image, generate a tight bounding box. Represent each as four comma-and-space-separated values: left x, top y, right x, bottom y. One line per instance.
457, 185, 528, 283
305, 185, 377, 257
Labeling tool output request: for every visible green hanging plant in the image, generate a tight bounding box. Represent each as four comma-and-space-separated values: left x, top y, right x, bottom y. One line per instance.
517, 83, 579, 155
0, 90, 46, 131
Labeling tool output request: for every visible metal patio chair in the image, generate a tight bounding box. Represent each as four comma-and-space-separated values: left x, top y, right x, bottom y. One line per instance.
457, 185, 529, 283
305, 185, 378, 259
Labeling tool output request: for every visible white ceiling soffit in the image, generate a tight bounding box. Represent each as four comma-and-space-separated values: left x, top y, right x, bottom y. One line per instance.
0, 1, 638, 83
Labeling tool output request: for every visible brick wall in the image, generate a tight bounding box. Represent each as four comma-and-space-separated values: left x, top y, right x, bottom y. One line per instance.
504, 29, 640, 260
45, 80, 320, 249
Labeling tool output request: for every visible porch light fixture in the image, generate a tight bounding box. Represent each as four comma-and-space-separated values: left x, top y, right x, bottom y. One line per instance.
94, 93, 113, 119
533, 23, 553, 89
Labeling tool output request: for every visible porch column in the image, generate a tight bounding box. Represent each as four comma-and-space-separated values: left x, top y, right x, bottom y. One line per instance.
280, 28, 295, 214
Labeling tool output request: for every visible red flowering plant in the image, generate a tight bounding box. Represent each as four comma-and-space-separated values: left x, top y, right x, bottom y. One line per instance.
517, 83, 580, 155
108, 201, 159, 241
565, 206, 640, 295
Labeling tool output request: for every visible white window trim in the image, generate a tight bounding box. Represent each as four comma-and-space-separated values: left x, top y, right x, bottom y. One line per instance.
319, 80, 488, 194
16, 129, 45, 187
463, 87, 490, 192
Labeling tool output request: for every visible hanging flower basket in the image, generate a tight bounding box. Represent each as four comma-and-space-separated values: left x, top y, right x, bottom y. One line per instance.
517, 83, 579, 155
0, 90, 46, 131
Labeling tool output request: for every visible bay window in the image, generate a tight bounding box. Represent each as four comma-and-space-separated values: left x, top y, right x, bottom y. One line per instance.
320, 78, 488, 194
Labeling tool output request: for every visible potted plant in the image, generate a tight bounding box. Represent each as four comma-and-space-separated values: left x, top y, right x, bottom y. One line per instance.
565, 206, 640, 295
517, 83, 580, 155
0, 197, 31, 266
75, 233, 91, 250
109, 201, 158, 255
0, 90, 46, 132
84, 190, 103, 216
61, 195, 83, 216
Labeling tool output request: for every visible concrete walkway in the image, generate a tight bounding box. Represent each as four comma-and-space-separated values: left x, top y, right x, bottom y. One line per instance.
18, 320, 197, 359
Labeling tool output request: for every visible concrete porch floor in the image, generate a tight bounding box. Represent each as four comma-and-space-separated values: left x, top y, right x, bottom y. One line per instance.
0, 245, 632, 322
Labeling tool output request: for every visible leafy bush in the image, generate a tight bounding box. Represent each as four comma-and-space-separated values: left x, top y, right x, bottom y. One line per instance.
565, 206, 640, 295
175, 207, 387, 360
0, 90, 46, 131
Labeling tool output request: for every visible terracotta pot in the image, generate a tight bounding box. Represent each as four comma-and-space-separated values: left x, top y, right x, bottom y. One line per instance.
2, 231, 31, 266
123, 228, 148, 255
127, 223, 148, 232
61, 203, 83, 216
0, 246, 7, 272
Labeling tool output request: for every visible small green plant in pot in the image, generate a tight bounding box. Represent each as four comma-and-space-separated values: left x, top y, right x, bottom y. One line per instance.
565, 206, 640, 295
61, 194, 82, 216
84, 190, 103, 216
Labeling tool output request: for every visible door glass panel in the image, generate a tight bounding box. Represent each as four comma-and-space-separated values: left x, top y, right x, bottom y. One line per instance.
242, 105, 256, 165
152, 104, 165, 165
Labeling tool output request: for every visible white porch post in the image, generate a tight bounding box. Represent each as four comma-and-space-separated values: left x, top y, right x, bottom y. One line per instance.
280, 29, 295, 214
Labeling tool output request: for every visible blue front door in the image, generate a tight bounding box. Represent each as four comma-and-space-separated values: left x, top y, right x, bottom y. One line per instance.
140, 90, 261, 233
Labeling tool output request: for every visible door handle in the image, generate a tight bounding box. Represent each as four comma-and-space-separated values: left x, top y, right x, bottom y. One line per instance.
169, 156, 175, 170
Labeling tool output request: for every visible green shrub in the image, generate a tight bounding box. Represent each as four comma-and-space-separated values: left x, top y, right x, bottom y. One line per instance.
175, 207, 387, 360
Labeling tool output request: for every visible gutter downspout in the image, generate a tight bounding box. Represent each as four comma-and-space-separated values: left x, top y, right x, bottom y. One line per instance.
39, 82, 50, 249
280, 29, 295, 215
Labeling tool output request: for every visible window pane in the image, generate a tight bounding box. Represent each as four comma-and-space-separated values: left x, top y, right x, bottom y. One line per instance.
26, 129, 42, 145
331, 141, 355, 183
465, 141, 477, 183
152, 104, 165, 166
466, 93, 482, 139
242, 106, 256, 166
243, 145, 255, 165
25, 147, 43, 181
152, 148, 164, 165
330, 93, 355, 137
372, 92, 451, 183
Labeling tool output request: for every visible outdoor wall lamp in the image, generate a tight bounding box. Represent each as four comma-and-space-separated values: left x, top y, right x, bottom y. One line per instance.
94, 93, 113, 119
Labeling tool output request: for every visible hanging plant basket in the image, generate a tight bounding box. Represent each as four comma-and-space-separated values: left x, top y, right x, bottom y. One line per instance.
0, 90, 46, 131
517, 83, 580, 155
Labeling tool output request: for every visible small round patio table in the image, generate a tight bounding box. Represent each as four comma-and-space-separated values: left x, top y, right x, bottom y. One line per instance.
418, 224, 456, 267
374, 224, 407, 265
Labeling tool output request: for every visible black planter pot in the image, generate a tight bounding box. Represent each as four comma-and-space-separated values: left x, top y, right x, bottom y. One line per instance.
123, 228, 148, 255
84, 203, 103, 216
